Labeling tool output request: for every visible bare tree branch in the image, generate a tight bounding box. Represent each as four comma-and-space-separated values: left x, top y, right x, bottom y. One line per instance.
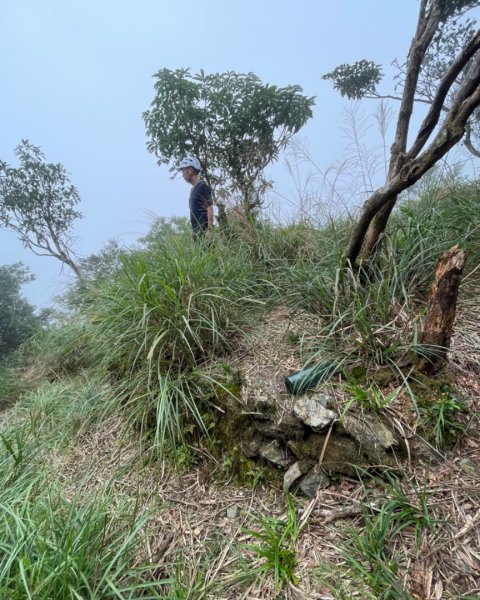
389, 0, 443, 174
346, 51, 480, 264
464, 120, 480, 157
407, 28, 480, 160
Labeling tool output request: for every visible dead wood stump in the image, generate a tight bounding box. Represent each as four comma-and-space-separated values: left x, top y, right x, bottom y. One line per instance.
417, 245, 467, 376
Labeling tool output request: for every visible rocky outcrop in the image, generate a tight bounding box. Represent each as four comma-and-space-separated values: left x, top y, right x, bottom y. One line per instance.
293, 393, 336, 431
213, 381, 406, 495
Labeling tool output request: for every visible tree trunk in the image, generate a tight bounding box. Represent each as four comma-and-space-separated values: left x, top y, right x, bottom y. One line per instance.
416, 245, 466, 375
343, 10, 480, 265
363, 196, 398, 258
64, 256, 84, 280
216, 202, 229, 233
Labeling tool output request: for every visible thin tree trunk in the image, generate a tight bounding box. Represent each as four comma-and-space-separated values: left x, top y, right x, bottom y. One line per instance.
344, 51, 480, 265
216, 202, 229, 233
416, 245, 466, 375
345, 4, 480, 264
363, 196, 398, 258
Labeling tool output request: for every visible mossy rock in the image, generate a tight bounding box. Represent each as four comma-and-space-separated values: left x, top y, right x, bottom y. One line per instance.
409, 371, 455, 405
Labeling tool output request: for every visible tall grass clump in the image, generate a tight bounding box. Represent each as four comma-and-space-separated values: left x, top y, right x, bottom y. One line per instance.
14, 320, 102, 386
0, 374, 167, 598
390, 177, 480, 293
12, 377, 107, 450
0, 483, 164, 598
301, 259, 421, 372
0, 361, 29, 412
85, 235, 267, 452
255, 219, 349, 266
280, 179, 479, 375
243, 495, 299, 589
338, 475, 434, 600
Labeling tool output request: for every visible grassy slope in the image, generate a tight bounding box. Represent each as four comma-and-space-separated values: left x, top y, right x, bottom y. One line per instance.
1, 180, 479, 599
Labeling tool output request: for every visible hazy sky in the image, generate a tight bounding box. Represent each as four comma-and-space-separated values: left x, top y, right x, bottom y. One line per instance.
1, 1, 476, 307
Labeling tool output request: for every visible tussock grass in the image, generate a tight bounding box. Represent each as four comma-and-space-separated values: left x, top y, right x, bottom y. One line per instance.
0, 377, 165, 599
0, 362, 28, 412
0, 487, 163, 599
0, 177, 478, 598
83, 236, 267, 452
277, 180, 480, 379
243, 494, 299, 589
13, 321, 100, 387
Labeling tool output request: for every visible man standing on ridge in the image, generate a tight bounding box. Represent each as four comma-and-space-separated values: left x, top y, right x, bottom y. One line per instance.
179, 156, 213, 240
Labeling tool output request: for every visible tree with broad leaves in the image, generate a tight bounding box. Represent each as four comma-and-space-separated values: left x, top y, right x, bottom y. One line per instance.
0, 140, 83, 278
0, 263, 42, 358
143, 69, 315, 215
323, 0, 480, 265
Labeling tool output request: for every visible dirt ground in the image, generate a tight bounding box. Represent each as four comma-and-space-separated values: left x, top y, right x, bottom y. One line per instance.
50, 303, 480, 599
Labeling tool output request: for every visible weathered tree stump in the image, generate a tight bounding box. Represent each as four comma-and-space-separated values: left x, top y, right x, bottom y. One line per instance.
417, 245, 466, 376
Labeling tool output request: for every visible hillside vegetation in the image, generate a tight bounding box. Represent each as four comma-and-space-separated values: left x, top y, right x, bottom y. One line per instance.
1, 178, 479, 599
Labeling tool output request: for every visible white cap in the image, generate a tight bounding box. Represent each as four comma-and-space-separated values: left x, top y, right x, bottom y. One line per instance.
179, 155, 201, 170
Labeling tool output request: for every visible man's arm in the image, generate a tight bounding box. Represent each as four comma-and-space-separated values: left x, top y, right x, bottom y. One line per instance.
207, 204, 213, 228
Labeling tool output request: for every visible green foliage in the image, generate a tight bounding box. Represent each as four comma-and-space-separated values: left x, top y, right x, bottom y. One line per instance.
0, 167, 478, 597
323, 4, 480, 155
397, 177, 480, 270
342, 381, 402, 413
290, 257, 422, 371
18, 322, 100, 383
243, 495, 299, 589
90, 241, 261, 372
0, 487, 163, 599
398, 16, 480, 149
0, 363, 28, 411
281, 179, 479, 374
85, 235, 265, 452
77, 239, 126, 282
440, 0, 480, 20
337, 474, 434, 599
0, 378, 105, 486
16, 378, 105, 449
257, 218, 351, 267
0, 140, 82, 276
322, 60, 383, 100
341, 511, 411, 599
138, 216, 191, 253
418, 387, 467, 447
0, 263, 42, 358
62, 239, 128, 311
0, 366, 165, 599
143, 69, 314, 208
420, 18, 477, 94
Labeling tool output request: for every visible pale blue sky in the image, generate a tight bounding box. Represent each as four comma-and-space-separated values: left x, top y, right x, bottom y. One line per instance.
1, 1, 472, 306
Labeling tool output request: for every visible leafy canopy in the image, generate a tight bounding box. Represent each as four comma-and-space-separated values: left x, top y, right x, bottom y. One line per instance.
0, 263, 41, 358
322, 60, 383, 100
143, 69, 315, 203
322, 5, 480, 154
0, 140, 82, 276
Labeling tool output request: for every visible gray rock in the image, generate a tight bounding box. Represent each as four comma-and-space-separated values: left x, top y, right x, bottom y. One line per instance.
338, 413, 401, 467
288, 433, 367, 476
251, 393, 278, 420
341, 413, 397, 450
259, 439, 293, 468
226, 505, 241, 519
255, 410, 305, 441
294, 395, 337, 431
300, 465, 330, 498
240, 436, 263, 458
312, 391, 336, 410
283, 460, 315, 493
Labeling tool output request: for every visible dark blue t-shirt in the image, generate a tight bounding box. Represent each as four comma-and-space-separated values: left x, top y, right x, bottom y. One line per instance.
189, 180, 213, 234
